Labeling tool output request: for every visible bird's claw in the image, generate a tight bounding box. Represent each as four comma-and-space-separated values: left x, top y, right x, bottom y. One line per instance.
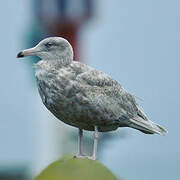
74, 154, 97, 161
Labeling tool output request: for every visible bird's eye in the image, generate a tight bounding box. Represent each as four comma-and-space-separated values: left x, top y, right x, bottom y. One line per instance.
45, 42, 53, 48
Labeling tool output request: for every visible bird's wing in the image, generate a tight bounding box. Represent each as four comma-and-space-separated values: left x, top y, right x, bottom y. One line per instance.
75, 65, 146, 120
74, 64, 168, 134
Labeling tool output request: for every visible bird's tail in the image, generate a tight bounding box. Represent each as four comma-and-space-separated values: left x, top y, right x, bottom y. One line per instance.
128, 117, 167, 135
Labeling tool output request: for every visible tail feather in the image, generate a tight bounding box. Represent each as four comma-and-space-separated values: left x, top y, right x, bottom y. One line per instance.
128, 117, 167, 135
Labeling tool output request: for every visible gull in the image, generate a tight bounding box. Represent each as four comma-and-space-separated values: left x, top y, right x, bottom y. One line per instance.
17, 37, 167, 160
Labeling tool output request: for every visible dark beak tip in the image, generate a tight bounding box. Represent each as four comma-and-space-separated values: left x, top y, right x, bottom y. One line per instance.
17, 51, 24, 58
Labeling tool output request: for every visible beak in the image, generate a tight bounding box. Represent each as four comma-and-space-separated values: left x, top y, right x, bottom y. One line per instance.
17, 47, 39, 58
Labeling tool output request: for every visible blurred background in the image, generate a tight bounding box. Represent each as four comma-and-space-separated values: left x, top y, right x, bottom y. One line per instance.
0, 0, 179, 179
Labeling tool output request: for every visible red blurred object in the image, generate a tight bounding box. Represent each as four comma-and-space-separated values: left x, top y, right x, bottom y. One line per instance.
33, 0, 94, 61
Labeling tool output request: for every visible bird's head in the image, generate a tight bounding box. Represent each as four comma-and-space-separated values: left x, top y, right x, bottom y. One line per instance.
17, 37, 74, 62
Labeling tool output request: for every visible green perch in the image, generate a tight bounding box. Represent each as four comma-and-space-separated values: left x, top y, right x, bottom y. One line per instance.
35, 155, 119, 180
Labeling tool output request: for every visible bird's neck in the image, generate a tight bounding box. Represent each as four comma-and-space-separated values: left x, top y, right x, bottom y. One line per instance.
34, 58, 73, 71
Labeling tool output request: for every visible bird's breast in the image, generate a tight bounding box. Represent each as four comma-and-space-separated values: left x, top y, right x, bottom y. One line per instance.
36, 68, 76, 106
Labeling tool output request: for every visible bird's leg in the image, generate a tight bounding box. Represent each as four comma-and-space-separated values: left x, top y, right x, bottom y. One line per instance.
78, 128, 83, 156
90, 126, 99, 160
75, 128, 84, 158
75, 126, 99, 160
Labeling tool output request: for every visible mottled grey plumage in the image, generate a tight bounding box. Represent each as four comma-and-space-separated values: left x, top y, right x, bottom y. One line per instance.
17, 37, 167, 159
